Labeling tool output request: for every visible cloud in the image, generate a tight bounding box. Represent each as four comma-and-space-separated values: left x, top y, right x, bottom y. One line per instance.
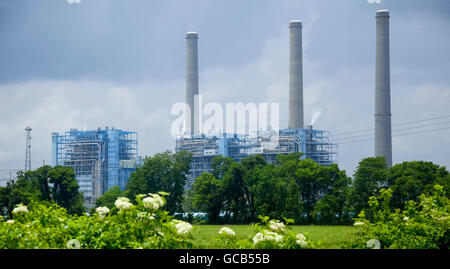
1, 1, 449, 178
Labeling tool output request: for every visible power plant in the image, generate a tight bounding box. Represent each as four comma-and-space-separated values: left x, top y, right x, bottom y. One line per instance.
1, 10, 394, 195
51, 128, 142, 206
175, 20, 338, 186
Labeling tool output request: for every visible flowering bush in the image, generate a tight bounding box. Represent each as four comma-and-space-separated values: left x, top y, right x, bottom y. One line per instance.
0, 192, 192, 249
213, 216, 314, 249
346, 185, 449, 249
95, 207, 110, 219
0, 194, 322, 249
249, 216, 313, 249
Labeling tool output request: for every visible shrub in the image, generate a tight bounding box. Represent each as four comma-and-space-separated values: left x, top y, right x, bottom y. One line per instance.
215, 216, 316, 249
0, 192, 193, 249
346, 185, 449, 249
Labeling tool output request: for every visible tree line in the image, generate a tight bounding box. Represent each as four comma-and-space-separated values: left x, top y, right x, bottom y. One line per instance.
1, 150, 449, 226
0, 165, 84, 216
189, 153, 450, 224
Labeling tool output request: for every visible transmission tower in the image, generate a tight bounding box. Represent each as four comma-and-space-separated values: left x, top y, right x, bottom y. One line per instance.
25, 126, 32, 171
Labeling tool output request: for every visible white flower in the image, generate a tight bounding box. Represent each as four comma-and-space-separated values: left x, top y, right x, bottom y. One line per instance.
403, 216, 409, 221
115, 197, 133, 211
353, 222, 365, 226
6, 220, 14, 224
218, 227, 235, 236
296, 234, 306, 241
66, 239, 81, 249
143, 194, 165, 210
12, 204, 28, 214
296, 239, 308, 247
252, 230, 283, 245
95, 207, 110, 218
269, 220, 285, 233
172, 220, 192, 237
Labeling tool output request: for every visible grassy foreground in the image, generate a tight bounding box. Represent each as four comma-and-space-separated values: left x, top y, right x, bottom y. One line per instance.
191, 225, 358, 249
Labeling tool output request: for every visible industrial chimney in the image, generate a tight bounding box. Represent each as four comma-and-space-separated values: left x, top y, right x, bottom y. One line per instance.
374, 10, 392, 168
289, 20, 304, 129
186, 32, 199, 135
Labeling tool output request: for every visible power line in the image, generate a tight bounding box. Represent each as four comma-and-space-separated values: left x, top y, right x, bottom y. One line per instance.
332, 114, 450, 137
333, 120, 450, 141
338, 126, 450, 145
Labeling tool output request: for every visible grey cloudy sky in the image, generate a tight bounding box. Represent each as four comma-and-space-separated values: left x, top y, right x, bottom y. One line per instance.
0, 0, 449, 177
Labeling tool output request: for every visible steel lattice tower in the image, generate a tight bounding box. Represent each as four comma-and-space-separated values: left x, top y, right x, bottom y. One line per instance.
25, 126, 32, 171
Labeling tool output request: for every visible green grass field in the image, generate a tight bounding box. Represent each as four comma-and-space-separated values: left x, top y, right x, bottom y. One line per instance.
191, 225, 358, 249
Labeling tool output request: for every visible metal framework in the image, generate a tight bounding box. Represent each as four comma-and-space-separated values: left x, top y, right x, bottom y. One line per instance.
25, 127, 32, 171
52, 127, 140, 206
176, 126, 338, 187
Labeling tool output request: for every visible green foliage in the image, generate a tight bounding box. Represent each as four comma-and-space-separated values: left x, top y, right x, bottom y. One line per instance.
0, 193, 193, 249
47, 166, 84, 215
350, 157, 388, 219
387, 161, 450, 209
126, 150, 192, 213
0, 198, 320, 249
193, 172, 224, 224
0, 165, 84, 216
94, 186, 127, 212
346, 185, 449, 249
192, 153, 351, 225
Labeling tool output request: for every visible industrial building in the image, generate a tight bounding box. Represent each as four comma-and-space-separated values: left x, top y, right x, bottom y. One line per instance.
176, 20, 338, 186
52, 127, 142, 206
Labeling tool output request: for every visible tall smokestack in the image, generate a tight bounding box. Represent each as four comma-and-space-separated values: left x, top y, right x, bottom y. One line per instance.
375, 10, 392, 167
186, 32, 199, 135
289, 20, 304, 129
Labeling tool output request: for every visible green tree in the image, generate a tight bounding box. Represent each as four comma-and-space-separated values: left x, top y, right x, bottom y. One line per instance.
293, 158, 325, 223
222, 162, 249, 223
0, 170, 39, 217
0, 166, 84, 216
351, 157, 388, 219
252, 165, 303, 222
387, 161, 450, 209
126, 150, 192, 213
48, 166, 84, 215
95, 186, 127, 210
193, 172, 224, 223
210, 156, 234, 180
313, 164, 352, 224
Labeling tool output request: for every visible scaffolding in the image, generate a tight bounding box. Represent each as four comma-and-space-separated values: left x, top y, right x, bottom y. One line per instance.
175, 126, 338, 187
52, 127, 140, 206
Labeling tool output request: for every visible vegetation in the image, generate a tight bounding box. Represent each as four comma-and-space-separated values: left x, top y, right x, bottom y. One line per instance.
1, 150, 449, 249
346, 185, 449, 249
191, 225, 357, 249
0, 165, 84, 216
192, 153, 353, 224
124, 150, 192, 213
0, 195, 312, 249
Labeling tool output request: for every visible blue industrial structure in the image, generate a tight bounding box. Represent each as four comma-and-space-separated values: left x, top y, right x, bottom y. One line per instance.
175, 126, 338, 187
52, 127, 142, 206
